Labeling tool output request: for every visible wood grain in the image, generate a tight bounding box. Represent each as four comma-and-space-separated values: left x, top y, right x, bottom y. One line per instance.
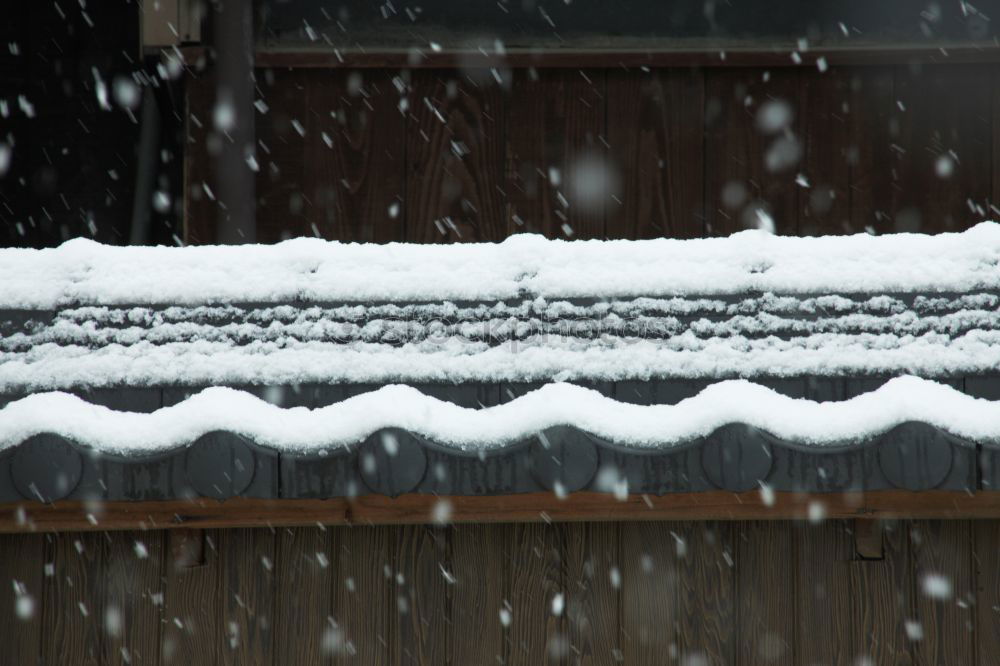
974, 520, 1000, 665
704, 68, 802, 236
160, 529, 222, 666
794, 521, 855, 666
183, 70, 219, 245
393, 524, 450, 665
737, 521, 796, 665
892, 65, 993, 233
506, 522, 565, 665
619, 521, 678, 663
606, 68, 705, 239
273, 526, 335, 665
449, 523, 507, 665
103, 530, 165, 666
6, 492, 1000, 533
255, 69, 406, 243
216, 528, 276, 665
505, 68, 606, 239
800, 69, 852, 235
847, 67, 895, 234
909, 520, 975, 665
565, 521, 620, 665
0, 532, 44, 664
331, 525, 395, 665
42, 532, 105, 665
675, 522, 736, 665
405, 70, 506, 243
849, 520, 914, 666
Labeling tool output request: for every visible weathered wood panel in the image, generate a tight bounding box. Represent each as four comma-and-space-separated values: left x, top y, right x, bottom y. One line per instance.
449, 523, 507, 665
737, 521, 796, 665
566, 521, 620, 665
703, 69, 803, 236
910, 520, 975, 665
506, 523, 565, 665
0, 532, 45, 664
675, 523, 736, 664
974, 520, 1000, 665
606, 68, 705, 239
331, 526, 395, 665
42, 532, 105, 665
405, 70, 507, 243
216, 528, 276, 665
393, 524, 450, 665
103, 531, 165, 666
273, 526, 334, 665
620, 521, 677, 663
794, 521, 855, 666
505, 68, 606, 239
161, 530, 222, 665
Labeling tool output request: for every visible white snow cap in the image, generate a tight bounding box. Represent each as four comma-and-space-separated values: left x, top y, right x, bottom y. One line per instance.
1, 223, 1000, 307
0, 376, 996, 454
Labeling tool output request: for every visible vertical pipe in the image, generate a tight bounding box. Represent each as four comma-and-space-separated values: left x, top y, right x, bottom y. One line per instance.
212, 0, 256, 244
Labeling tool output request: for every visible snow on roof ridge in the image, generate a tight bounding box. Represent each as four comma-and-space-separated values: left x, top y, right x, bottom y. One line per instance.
0, 376, 996, 455
1, 224, 999, 308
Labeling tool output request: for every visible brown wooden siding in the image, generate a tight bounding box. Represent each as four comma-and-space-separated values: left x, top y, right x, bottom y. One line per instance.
1, 520, 997, 665
185, 63, 997, 244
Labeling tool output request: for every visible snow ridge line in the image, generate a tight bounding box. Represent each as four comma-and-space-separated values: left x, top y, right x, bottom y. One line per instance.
1, 223, 1000, 307
0, 376, 998, 455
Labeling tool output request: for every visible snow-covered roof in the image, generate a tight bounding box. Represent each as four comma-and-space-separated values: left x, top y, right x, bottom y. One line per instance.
1, 223, 1000, 307
0, 226, 998, 500
1, 224, 1000, 390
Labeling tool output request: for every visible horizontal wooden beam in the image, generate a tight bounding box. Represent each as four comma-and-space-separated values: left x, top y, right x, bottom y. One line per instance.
175, 44, 1000, 69
2, 490, 999, 533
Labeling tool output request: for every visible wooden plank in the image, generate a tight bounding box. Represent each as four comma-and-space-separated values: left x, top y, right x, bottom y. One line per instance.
42, 532, 105, 665
974, 520, 1000, 665
404, 70, 506, 243
892, 65, 993, 233
331, 525, 395, 665
183, 70, 219, 244
253, 68, 310, 242
506, 523, 564, 665
619, 521, 677, 663
565, 521, 620, 665
505, 68, 605, 239
103, 531, 165, 666
848, 520, 914, 666
675, 522, 735, 664
255, 69, 406, 243
242, 46, 1000, 70
800, 68, 853, 235
909, 520, 975, 665
5, 492, 1000, 533
273, 526, 335, 665
393, 524, 450, 665
449, 523, 507, 665
216, 528, 276, 665
0, 533, 44, 664
704, 68, 802, 236
736, 521, 796, 665
160, 529, 222, 665
847, 67, 895, 234
794, 520, 855, 666
606, 67, 705, 239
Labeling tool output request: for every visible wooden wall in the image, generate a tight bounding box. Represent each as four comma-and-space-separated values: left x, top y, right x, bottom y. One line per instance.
185, 64, 999, 244
1, 519, 998, 665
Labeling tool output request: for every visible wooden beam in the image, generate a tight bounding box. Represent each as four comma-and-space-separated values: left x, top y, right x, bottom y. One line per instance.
173, 44, 1000, 70
1, 491, 999, 533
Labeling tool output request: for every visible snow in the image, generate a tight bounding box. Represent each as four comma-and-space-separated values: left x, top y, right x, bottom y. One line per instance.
1, 224, 1000, 308
0, 376, 997, 455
